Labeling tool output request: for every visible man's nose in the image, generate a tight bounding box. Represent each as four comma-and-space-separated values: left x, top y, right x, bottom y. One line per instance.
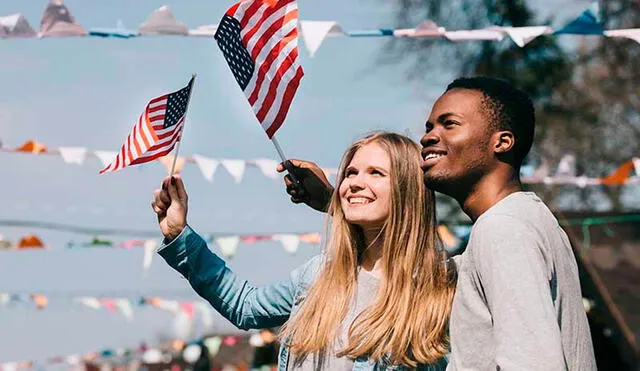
420, 129, 440, 147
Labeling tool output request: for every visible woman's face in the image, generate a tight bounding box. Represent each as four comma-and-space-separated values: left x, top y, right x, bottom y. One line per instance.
339, 143, 392, 230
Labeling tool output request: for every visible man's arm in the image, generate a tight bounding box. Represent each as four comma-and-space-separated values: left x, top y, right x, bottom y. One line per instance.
473, 214, 566, 370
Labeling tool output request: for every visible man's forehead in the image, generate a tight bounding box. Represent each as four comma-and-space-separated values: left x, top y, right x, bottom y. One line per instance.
430, 89, 484, 116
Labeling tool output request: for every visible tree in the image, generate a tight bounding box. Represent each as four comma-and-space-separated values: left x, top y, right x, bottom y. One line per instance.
382, 0, 640, 212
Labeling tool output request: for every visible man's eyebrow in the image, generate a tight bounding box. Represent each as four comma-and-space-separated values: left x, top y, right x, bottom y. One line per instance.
436, 112, 459, 122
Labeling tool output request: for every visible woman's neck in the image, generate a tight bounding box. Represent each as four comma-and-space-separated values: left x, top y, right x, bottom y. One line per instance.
359, 227, 384, 278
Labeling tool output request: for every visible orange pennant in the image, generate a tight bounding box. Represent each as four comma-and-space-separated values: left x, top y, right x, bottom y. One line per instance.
17, 235, 45, 249
30, 293, 49, 309
16, 140, 47, 153
437, 225, 459, 248
298, 233, 321, 244
600, 160, 634, 185
158, 155, 186, 174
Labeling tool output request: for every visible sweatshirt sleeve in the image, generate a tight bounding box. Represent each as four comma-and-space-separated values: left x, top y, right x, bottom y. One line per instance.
472, 215, 566, 370
157, 225, 319, 330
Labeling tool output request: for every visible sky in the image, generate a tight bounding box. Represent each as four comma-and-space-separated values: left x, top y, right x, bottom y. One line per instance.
0, 0, 586, 364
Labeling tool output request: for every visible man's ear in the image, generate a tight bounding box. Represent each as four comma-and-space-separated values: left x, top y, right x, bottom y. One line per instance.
493, 130, 515, 154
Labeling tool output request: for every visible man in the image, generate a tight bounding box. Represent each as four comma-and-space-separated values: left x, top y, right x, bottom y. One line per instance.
277, 77, 596, 370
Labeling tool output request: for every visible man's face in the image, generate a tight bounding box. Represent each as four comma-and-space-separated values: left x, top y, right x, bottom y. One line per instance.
420, 88, 494, 195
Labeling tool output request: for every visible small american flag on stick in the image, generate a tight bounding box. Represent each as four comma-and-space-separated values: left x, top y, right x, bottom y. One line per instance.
214, 0, 304, 138
100, 76, 194, 174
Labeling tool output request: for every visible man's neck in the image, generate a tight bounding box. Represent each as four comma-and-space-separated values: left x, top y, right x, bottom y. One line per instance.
460, 171, 523, 222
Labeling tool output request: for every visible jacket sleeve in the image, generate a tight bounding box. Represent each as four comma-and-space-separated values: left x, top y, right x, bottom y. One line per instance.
157, 225, 320, 330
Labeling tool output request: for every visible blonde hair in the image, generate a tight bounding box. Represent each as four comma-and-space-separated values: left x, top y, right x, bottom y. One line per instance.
280, 132, 456, 367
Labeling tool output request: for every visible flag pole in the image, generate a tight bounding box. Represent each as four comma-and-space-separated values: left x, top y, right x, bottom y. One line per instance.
270, 135, 301, 184
170, 74, 197, 176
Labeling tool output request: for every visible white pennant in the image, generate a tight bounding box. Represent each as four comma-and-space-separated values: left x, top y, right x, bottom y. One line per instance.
204, 336, 222, 356
1, 362, 18, 371
632, 157, 640, 176
249, 333, 265, 347
299, 21, 343, 57
499, 26, 552, 47
75, 296, 101, 310
274, 234, 300, 254
115, 298, 134, 321
0, 293, 9, 307
94, 151, 118, 168
215, 236, 240, 258
65, 355, 81, 365
193, 155, 219, 182
394, 20, 445, 37
195, 302, 214, 329
143, 239, 158, 272
157, 299, 181, 314
604, 29, 640, 44
220, 159, 246, 183
58, 147, 87, 165
556, 154, 576, 177
254, 158, 280, 179
445, 28, 504, 42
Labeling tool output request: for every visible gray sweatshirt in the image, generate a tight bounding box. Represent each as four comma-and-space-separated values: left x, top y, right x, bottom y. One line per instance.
447, 192, 596, 370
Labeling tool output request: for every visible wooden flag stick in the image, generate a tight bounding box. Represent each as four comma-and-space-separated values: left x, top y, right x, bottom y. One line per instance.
170, 74, 197, 176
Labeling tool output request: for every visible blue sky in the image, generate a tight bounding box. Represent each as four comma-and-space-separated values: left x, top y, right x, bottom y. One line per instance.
0, 0, 582, 363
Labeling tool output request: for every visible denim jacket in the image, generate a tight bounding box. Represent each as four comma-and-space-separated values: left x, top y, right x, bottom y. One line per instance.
158, 225, 448, 371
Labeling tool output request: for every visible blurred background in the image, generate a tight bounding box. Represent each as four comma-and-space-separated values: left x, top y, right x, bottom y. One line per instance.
0, 0, 638, 369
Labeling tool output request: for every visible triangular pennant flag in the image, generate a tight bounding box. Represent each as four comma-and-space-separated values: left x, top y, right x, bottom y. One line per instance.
203, 336, 222, 356
0, 14, 37, 38
555, 154, 576, 177
181, 302, 195, 318
58, 147, 87, 165
299, 233, 322, 244
138, 5, 189, 36
94, 151, 118, 168
274, 234, 300, 254
299, 21, 343, 57
193, 155, 219, 182
500, 26, 552, 47
604, 29, 640, 45
101, 299, 117, 313
16, 140, 47, 153
155, 299, 181, 314
215, 236, 240, 258
17, 235, 45, 249
394, 20, 445, 37
0, 293, 10, 307
189, 24, 218, 37
1, 362, 18, 371
158, 155, 186, 174
632, 157, 640, 176
30, 293, 49, 309
437, 225, 459, 249
39, 0, 87, 37
249, 333, 265, 347
555, 2, 603, 35
254, 158, 279, 179
220, 160, 246, 183
173, 310, 193, 340
600, 160, 635, 185
115, 298, 134, 321
143, 239, 157, 272
445, 28, 504, 42
65, 355, 81, 365
195, 302, 214, 329
75, 296, 101, 310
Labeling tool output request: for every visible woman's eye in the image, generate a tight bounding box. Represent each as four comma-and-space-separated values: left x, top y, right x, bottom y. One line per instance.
345, 170, 357, 177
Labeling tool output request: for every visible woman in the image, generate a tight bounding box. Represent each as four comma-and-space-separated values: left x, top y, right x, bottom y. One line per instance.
151, 132, 455, 370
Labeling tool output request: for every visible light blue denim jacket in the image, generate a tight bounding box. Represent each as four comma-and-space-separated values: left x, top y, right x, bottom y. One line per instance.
158, 225, 448, 371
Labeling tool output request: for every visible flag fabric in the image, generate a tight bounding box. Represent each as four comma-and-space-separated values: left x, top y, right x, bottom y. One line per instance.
100, 77, 194, 174
214, 0, 304, 138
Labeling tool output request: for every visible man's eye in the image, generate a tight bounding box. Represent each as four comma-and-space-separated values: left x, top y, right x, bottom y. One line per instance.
444, 120, 458, 126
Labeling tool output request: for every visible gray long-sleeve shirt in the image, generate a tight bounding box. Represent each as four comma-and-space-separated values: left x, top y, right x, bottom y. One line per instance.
447, 192, 596, 370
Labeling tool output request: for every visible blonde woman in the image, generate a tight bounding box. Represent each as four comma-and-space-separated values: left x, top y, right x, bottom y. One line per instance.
152, 132, 455, 370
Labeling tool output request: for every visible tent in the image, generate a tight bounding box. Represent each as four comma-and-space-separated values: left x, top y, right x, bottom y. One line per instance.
138, 5, 188, 36
0, 13, 37, 38
39, 0, 87, 38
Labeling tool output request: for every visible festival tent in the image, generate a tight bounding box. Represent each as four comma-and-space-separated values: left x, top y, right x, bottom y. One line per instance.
38, 0, 87, 37
138, 5, 188, 36
89, 19, 137, 38
0, 14, 37, 38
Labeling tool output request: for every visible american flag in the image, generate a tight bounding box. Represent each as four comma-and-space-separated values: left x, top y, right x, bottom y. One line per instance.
215, 0, 304, 138
100, 77, 194, 174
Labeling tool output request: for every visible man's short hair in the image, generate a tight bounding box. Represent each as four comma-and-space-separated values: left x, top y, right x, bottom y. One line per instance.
446, 76, 535, 168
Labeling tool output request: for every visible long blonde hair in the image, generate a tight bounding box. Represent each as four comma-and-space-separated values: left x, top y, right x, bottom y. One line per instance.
280, 132, 456, 367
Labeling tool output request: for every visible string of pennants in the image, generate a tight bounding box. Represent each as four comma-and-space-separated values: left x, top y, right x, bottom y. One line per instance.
0, 330, 274, 370
4, 140, 640, 186
1, 1, 638, 58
